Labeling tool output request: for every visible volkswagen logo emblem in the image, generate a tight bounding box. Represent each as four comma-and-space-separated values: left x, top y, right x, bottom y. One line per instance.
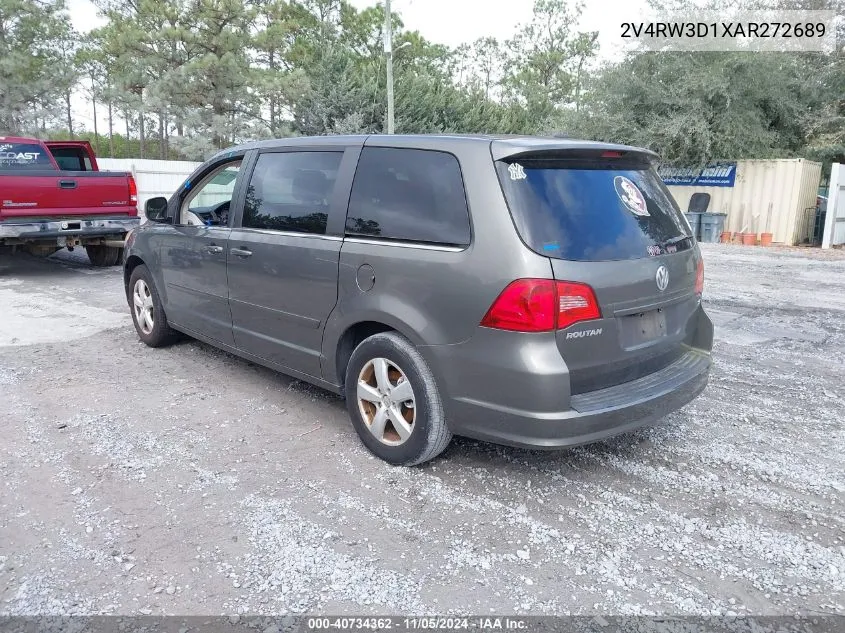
655, 265, 669, 292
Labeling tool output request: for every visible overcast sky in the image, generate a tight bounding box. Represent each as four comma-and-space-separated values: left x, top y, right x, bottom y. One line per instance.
65, 0, 645, 58
63, 0, 645, 131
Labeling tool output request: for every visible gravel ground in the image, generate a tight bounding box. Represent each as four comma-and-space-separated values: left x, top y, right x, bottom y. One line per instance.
0, 243, 843, 617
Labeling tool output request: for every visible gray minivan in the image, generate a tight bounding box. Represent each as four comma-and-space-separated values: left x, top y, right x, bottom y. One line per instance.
124, 135, 713, 465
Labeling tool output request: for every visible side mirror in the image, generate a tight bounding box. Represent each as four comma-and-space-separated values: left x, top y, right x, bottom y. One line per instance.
144, 197, 169, 222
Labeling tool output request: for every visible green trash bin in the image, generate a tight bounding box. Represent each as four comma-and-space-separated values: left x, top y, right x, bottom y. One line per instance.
699, 213, 727, 243
685, 213, 702, 240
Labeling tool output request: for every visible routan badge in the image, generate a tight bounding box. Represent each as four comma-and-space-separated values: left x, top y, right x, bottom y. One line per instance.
614, 176, 649, 217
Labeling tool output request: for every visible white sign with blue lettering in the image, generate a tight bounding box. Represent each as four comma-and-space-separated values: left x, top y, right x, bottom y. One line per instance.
659, 162, 737, 187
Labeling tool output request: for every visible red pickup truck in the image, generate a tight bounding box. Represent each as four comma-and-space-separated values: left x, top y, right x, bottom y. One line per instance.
0, 136, 140, 266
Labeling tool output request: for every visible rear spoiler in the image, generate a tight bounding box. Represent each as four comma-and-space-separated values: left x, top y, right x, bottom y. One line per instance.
491, 139, 659, 164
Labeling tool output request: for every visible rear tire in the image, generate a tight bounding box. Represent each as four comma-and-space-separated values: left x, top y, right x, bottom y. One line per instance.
127, 264, 178, 348
345, 332, 452, 466
86, 245, 122, 267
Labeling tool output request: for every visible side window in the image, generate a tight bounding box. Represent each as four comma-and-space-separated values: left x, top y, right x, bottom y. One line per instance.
180, 162, 241, 226
242, 151, 343, 234
345, 148, 471, 246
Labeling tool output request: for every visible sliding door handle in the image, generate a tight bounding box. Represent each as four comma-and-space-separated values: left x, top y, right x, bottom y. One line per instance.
230, 247, 252, 258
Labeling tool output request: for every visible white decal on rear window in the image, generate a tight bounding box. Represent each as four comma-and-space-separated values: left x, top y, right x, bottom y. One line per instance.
0, 152, 40, 161
0, 144, 41, 163
508, 163, 527, 181
614, 175, 650, 217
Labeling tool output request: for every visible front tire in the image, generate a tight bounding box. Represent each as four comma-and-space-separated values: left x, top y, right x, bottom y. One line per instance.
86, 245, 122, 267
127, 264, 178, 347
345, 332, 452, 466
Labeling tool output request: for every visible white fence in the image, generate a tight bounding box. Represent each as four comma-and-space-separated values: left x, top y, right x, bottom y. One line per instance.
822, 163, 845, 249
98, 158, 200, 218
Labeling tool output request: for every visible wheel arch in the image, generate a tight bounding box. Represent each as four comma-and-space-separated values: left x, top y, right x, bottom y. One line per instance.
328, 315, 426, 389
124, 255, 146, 294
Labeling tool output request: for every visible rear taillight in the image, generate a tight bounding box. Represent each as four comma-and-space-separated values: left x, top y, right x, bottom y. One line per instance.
128, 175, 138, 204
480, 279, 601, 332
695, 259, 704, 295
480, 279, 557, 332
555, 281, 602, 329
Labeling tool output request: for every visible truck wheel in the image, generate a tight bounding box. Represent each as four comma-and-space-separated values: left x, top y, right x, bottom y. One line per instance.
345, 332, 452, 466
128, 264, 178, 347
86, 245, 122, 267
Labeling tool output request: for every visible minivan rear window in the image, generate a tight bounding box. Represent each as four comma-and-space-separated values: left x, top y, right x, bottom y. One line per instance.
0, 143, 52, 170
495, 159, 692, 261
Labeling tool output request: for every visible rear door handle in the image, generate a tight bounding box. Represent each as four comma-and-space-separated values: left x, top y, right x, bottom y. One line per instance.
230, 247, 252, 258
58, 179, 77, 189
203, 244, 224, 254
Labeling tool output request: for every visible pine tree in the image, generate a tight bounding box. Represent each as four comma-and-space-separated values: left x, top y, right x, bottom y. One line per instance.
0, 0, 79, 134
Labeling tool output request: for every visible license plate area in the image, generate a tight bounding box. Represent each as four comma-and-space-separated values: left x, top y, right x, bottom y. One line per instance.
619, 308, 667, 348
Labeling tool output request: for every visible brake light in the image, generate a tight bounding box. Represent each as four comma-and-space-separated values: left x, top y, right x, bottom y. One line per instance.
601, 151, 624, 158
695, 259, 704, 295
480, 279, 556, 331
555, 281, 602, 329
480, 279, 601, 332
128, 174, 138, 204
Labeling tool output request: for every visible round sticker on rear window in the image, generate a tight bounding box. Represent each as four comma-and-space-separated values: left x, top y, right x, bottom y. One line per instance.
614, 176, 650, 217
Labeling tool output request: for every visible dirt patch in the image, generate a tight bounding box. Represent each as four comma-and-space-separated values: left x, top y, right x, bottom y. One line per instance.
0, 246, 843, 616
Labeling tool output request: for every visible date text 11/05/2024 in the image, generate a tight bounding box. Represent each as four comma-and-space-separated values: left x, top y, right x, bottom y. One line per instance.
307, 617, 529, 630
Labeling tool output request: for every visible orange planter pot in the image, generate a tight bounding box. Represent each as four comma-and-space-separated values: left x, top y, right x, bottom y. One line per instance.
720, 231, 732, 243
760, 232, 773, 246
741, 233, 757, 246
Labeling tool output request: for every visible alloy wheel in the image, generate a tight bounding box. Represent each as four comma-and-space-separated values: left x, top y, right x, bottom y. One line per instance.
133, 279, 155, 335
356, 357, 416, 446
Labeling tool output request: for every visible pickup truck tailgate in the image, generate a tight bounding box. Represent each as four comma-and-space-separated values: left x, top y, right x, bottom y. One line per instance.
0, 172, 136, 218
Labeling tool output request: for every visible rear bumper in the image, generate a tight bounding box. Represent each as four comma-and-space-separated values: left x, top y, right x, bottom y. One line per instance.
0, 217, 140, 242
425, 308, 713, 449
445, 351, 710, 449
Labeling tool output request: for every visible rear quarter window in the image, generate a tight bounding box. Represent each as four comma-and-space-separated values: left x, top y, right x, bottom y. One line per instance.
0, 143, 52, 170
346, 147, 471, 246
